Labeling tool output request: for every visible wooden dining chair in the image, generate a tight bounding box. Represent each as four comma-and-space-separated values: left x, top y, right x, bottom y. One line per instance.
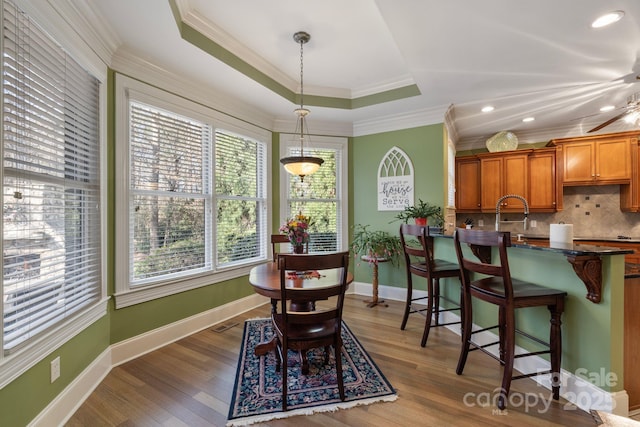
453, 228, 567, 410
399, 224, 462, 347
272, 251, 350, 411
271, 234, 308, 261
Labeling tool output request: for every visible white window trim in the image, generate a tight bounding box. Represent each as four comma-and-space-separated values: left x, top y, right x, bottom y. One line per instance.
0, 0, 108, 387
278, 135, 349, 252
114, 75, 271, 309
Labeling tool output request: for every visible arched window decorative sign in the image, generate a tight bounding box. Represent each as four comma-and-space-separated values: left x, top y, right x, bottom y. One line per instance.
377, 146, 414, 211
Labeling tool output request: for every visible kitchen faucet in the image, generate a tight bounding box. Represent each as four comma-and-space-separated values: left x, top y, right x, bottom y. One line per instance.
495, 194, 529, 231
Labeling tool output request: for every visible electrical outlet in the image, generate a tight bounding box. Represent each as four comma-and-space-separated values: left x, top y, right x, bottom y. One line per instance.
50, 356, 60, 383
530, 220, 537, 228
478, 219, 484, 227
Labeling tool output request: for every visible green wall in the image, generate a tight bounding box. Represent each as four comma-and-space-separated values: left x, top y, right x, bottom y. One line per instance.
0, 71, 625, 425
352, 124, 446, 287
433, 238, 625, 392
350, 123, 624, 394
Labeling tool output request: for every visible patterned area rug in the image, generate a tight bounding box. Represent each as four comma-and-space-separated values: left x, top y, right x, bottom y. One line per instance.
227, 318, 397, 426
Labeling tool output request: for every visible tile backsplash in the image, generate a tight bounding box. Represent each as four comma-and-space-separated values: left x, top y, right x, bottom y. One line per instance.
456, 185, 640, 238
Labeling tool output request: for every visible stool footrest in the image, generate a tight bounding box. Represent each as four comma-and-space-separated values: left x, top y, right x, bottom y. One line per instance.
513, 369, 552, 381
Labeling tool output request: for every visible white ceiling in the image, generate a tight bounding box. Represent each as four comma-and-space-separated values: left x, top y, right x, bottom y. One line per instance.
81, 0, 640, 149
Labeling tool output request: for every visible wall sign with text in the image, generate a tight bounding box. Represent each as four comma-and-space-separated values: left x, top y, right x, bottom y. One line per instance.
377, 146, 414, 211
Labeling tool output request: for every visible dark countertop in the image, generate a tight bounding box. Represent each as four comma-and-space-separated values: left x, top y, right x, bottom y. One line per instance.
510, 238, 633, 256
433, 233, 633, 256
518, 234, 640, 244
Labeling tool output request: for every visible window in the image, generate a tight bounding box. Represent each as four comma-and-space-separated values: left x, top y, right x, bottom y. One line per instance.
280, 136, 348, 253
128, 102, 212, 286
115, 76, 269, 307
1, 0, 105, 381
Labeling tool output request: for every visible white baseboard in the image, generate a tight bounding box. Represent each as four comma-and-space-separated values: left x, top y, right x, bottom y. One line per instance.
356, 282, 630, 416
110, 293, 267, 366
29, 349, 112, 427
30, 293, 268, 427
31, 284, 629, 424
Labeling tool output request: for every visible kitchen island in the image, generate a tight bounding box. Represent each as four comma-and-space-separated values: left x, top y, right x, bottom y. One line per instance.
431, 232, 631, 415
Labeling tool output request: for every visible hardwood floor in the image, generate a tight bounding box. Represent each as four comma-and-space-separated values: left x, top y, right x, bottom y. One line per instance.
66, 295, 598, 426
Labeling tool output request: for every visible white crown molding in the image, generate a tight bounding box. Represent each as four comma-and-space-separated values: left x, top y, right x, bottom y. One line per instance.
351, 75, 417, 99
177, 1, 414, 101
454, 121, 622, 151
180, 9, 298, 93
64, 0, 121, 62
353, 104, 448, 137
111, 48, 276, 130
273, 117, 353, 137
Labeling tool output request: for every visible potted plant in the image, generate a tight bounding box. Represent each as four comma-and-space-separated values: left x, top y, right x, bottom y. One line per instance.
393, 199, 443, 227
351, 224, 402, 266
351, 224, 402, 307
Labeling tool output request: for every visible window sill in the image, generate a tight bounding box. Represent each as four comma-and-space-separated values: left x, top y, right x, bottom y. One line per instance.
113, 262, 261, 309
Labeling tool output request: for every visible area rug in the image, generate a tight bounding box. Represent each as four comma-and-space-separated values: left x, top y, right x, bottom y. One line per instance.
227, 318, 397, 426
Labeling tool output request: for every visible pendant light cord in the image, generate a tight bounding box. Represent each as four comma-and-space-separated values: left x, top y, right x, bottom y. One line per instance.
298, 36, 305, 156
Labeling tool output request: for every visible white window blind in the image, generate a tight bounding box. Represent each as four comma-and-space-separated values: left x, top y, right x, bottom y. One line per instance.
286, 146, 341, 253
215, 129, 266, 266
2, 0, 101, 353
129, 102, 212, 285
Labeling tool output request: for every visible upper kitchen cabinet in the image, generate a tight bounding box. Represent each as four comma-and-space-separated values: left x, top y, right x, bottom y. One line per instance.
478, 151, 530, 212
528, 148, 559, 211
455, 148, 559, 214
455, 156, 481, 212
550, 132, 634, 186
620, 133, 640, 212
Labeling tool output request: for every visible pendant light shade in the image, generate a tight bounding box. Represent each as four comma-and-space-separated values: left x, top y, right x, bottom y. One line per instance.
280, 31, 324, 182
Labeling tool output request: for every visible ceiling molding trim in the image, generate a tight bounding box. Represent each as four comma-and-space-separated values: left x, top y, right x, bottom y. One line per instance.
273, 119, 353, 138
351, 76, 418, 99
352, 85, 421, 109
454, 122, 621, 151
110, 49, 276, 131
444, 104, 459, 143
182, 8, 299, 93
167, 0, 421, 110
353, 105, 448, 137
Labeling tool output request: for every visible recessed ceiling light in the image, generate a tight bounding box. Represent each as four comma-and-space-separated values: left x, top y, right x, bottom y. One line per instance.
522, 117, 535, 123
600, 105, 616, 112
591, 11, 625, 28
481, 106, 494, 113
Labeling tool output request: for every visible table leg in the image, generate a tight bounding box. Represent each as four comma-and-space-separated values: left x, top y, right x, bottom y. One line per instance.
364, 263, 388, 308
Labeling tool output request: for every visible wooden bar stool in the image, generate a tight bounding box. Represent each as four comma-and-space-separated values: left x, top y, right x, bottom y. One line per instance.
399, 224, 462, 347
453, 228, 567, 410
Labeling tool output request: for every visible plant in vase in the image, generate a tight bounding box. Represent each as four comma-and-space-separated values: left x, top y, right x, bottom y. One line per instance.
351, 224, 402, 266
351, 224, 402, 307
279, 213, 313, 253
392, 199, 444, 229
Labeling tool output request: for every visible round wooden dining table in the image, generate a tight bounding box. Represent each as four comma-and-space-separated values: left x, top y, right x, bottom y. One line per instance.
249, 261, 354, 300
248, 262, 354, 362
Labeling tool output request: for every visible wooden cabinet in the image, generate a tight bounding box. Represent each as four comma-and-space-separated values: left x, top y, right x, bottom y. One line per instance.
621, 135, 640, 212
455, 148, 557, 213
478, 151, 529, 212
551, 134, 633, 185
455, 157, 480, 212
528, 148, 559, 211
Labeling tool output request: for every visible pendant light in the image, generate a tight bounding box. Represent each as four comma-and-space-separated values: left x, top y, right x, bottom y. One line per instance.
280, 31, 324, 182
